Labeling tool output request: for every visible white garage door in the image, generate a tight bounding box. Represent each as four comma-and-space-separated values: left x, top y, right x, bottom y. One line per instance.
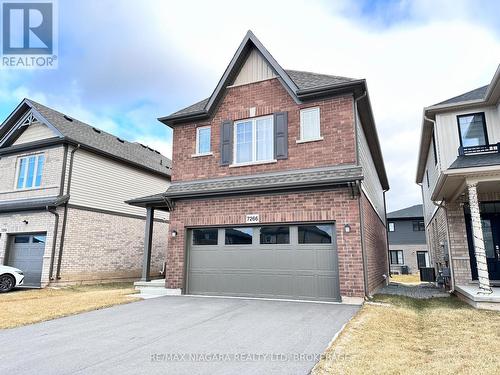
7, 233, 46, 287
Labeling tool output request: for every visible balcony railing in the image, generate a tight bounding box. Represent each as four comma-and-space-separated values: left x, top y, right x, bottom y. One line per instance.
458, 143, 500, 156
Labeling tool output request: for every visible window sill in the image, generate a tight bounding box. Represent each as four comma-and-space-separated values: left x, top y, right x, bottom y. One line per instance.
191, 152, 213, 158
296, 137, 324, 144
229, 159, 277, 168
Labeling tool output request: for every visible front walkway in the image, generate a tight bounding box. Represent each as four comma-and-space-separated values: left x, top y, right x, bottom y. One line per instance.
0, 295, 359, 375
378, 282, 450, 299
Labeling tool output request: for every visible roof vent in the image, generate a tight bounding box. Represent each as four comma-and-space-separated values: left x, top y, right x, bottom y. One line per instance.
92, 127, 101, 134
63, 115, 73, 122
116, 137, 125, 143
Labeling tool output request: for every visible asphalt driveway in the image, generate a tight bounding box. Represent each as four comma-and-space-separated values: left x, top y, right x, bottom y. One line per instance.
0, 296, 359, 375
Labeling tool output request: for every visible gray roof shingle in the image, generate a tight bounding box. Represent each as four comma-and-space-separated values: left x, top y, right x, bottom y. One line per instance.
0, 195, 69, 213
433, 85, 489, 106
387, 204, 423, 219
27, 100, 171, 175
449, 153, 500, 169
164, 165, 363, 198
169, 69, 357, 117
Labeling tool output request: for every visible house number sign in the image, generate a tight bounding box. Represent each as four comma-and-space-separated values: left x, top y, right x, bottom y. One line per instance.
245, 214, 260, 224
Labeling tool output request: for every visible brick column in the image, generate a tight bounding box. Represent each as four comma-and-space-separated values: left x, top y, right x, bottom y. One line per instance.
467, 182, 492, 294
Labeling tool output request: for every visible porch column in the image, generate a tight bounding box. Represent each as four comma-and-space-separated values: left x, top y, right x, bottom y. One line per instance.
141, 207, 154, 282
467, 182, 492, 294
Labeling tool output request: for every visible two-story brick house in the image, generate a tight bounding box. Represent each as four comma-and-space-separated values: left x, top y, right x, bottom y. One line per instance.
387, 204, 428, 275
416, 64, 500, 308
0, 99, 170, 287
130, 31, 389, 302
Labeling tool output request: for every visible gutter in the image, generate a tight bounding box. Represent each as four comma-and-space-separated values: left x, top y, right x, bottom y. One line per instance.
56, 144, 80, 280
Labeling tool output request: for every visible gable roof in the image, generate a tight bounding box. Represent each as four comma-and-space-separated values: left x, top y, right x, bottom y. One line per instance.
158, 30, 388, 190
416, 64, 500, 183
387, 204, 423, 219
0, 99, 171, 177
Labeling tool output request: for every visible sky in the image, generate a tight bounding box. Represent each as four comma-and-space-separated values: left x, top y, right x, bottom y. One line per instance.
1, 0, 499, 212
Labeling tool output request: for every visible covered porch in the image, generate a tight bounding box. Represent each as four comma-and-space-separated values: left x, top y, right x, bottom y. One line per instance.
126, 193, 175, 296
434, 161, 500, 308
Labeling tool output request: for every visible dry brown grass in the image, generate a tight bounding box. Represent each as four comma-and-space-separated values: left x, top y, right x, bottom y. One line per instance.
312, 295, 500, 375
390, 273, 422, 284
0, 283, 139, 329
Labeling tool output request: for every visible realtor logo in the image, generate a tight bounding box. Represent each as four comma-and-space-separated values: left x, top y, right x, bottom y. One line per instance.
1, 0, 58, 68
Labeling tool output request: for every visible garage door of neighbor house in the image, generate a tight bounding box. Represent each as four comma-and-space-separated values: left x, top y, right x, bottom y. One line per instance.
7, 233, 46, 287
187, 224, 341, 302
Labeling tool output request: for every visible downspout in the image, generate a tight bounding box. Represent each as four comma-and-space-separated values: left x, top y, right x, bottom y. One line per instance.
432, 199, 455, 292
47, 207, 59, 280
47, 145, 68, 281
353, 91, 370, 298
56, 144, 80, 280
382, 189, 390, 281
423, 115, 455, 291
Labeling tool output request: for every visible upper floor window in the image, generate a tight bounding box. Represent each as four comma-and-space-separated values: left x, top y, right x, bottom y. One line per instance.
412, 220, 425, 232
195, 126, 211, 155
17, 154, 44, 189
457, 113, 488, 148
234, 115, 273, 164
299, 107, 321, 142
388, 222, 395, 232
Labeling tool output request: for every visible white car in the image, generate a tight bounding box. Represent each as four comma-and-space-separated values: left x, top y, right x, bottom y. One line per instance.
0, 265, 24, 292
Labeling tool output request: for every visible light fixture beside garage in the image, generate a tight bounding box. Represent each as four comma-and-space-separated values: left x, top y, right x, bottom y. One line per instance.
344, 224, 351, 233
171, 230, 178, 238
22, 220, 29, 225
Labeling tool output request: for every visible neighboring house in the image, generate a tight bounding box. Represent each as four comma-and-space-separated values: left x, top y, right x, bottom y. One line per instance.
0, 99, 171, 287
129, 31, 389, 302
387, 204, 428, 274
416, 64, 500, 308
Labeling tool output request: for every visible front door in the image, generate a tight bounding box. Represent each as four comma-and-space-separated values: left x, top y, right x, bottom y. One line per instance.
483, 216, 500, 280
466, 214, 500, 281
416, 251, 428, 269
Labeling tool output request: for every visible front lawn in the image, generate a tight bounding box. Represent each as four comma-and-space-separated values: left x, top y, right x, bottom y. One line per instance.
312, 295, 500, 375
0, 283, 139, 329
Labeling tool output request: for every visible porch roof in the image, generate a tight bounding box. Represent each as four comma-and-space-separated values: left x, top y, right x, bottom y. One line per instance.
0, 195, 69, 213
450, 153, 500, 169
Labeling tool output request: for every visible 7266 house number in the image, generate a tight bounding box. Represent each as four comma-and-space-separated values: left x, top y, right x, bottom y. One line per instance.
245, 214, 260, 223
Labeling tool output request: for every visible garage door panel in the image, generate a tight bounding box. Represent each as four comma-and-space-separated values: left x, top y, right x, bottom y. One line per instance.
7, 233, 46, 287
187, 225, 340, 302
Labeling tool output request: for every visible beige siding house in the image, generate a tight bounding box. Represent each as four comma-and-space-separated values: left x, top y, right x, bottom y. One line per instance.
0, 99, 171, 287
416, 65, 500, 309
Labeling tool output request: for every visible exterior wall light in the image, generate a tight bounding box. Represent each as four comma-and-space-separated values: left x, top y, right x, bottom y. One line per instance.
23, 220, 29, 224
171, 230, 178, 238
344, 224, 351, 233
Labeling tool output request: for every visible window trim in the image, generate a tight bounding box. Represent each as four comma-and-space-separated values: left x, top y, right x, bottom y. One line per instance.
390, 250, 404, 265
232, 115, 275, 166
15, 153, 44, 190
388, 222, 395, 232
412, 220, 425, 232
456, 112, 489, 148
193, 125, 212, 157
298, 107, 322, 143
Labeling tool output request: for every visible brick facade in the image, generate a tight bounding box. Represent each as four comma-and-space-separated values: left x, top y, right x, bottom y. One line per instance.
57, 207, 167, 283
172, 78, 356, 181
0, 207, 168, 286
167, 188, 366, 297
360, 192, 389, 294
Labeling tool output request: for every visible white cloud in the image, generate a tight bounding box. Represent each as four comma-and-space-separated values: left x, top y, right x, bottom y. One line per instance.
3, 0, 499, 211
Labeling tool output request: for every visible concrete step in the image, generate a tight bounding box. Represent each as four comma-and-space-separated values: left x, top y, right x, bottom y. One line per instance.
133, 279, 181, 298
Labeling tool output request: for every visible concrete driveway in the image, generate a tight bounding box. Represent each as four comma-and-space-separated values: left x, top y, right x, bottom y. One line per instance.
0, 296, 359, 375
